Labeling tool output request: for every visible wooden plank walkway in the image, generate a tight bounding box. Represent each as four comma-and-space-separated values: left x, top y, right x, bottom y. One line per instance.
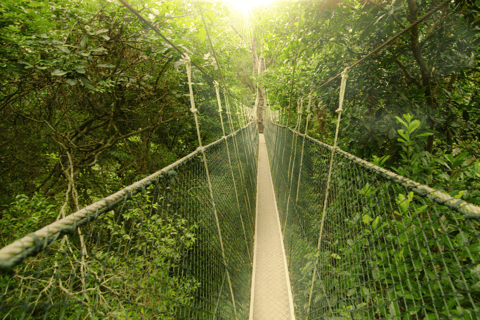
249, 134, 295, 320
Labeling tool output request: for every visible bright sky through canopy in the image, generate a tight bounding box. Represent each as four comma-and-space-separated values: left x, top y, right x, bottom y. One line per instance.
225, 0, 276, 14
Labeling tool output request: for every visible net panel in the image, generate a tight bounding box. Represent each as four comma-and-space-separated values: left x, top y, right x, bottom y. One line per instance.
264, 121, 480, 320
0, 122, 258, 320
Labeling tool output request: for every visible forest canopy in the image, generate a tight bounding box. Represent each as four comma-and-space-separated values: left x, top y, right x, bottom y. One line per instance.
1, 0, 479, 244
0, 0, 256, 245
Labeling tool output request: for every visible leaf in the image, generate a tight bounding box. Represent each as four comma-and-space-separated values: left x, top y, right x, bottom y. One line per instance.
18, 61, 33, 69
362, 214, 373, 224
408, 119, 420, 134
395, 116, 408, 129
397, 129, 409, 141
94, 28, 109, 35
331, 253, 341, 260
79, 75, 95, 90
66, 78, 78, 86
91, 47, 107, 52
454, 190, 465, 199
57, 46, 71, 54
80, 35, 90, 48
51, 69, 68, 76
372, 216, 380, 230
74, 66, 86, 74
96, 64, 116, 68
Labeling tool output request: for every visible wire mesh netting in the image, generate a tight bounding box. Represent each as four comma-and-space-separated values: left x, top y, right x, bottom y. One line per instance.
264, 121, 480, 320
0, 122, 258, 320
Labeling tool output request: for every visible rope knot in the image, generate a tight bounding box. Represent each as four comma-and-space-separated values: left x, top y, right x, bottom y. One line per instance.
213, 80, 219, 88
190, 107, 198, 113
197, 146, 204, 153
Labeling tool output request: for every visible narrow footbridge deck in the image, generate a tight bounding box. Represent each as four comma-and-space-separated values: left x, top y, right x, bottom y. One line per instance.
249, 134, 295, 319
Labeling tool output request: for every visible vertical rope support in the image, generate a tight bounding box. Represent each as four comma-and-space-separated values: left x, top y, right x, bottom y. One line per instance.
184, 56, 238, 319
283, 99, 303, 234
225, 93, 255, 239
296, 94, 312, 202
306, 67, 349, 319
287, 94, 312, 264
215, 82, 251, 262
274, 108, 289, 188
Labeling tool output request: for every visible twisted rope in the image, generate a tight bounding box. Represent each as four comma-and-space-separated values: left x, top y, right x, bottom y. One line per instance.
214, 82, 251, 263
307, 68, 349, 319
185, 55, 238, 318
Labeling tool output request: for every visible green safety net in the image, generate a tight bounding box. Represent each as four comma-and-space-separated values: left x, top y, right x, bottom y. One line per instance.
264, 121, 480, 320
0, 122, 258, 319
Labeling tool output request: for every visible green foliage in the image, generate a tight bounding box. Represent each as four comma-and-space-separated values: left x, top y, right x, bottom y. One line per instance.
0, 1, 254, 318
260, 0, 480, 161
0, 193, 58, 247
391, 114, 480, 201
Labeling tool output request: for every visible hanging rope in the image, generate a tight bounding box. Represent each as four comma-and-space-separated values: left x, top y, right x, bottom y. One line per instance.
283, 98, 304, 234
306, 67, 349, 319
185, 55, 238, 319
225, 93, 255, 235
295, 94, 312, 203
287, 94, 312, 263
215, 81, 251, 263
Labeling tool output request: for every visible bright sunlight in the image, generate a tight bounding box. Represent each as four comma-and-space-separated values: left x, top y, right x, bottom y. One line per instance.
225, 0, 276, 14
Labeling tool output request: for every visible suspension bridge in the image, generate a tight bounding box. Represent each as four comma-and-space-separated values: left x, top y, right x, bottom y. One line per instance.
1, 1, 480, 319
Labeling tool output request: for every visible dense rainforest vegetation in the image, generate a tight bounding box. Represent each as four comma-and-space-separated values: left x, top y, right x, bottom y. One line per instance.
0, 0, 255, 246
1, 0, 479, 249
254, 2, 480, 318
1, 0, 480, 318
256, 0, 480, 203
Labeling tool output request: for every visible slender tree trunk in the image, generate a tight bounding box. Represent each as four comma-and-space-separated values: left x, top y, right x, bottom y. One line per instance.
406, 0, 435, 152
252, 38, 265, 133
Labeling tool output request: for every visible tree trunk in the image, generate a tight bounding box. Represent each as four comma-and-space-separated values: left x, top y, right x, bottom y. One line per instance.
406, 0, 435, 152
252, 38, 265, 133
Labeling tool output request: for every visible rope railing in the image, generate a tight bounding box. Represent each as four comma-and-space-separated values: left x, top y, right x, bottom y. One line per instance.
0, 56, 258, 319
264, 102, 480, 320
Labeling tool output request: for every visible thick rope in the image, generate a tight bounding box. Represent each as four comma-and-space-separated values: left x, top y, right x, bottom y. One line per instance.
283, 99, 304, 234
225, 94, 255, 234
0, 122, 255, 271
288, 94, 312, 264
215, 82, 251, 263
306, 67, 349, 319
296, 94, 312, 203
185, 55, 238, 319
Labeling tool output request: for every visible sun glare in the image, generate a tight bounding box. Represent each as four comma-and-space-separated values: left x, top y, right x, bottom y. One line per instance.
225, 0, 276, 14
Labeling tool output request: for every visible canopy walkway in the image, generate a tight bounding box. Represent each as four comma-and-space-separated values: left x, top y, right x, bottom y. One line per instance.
1, 1, 480, 319
1, 106, 480, 319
